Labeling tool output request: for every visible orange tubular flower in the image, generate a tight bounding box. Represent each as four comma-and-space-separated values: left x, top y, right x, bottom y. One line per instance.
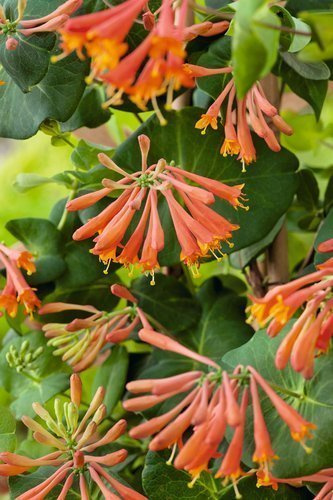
190, 66, 293, 170
66, 134, 245, 283
0, 244, 40, 318
248, 245, 333, 378
0, 0, 82, 48
0, 374, 146, 500
124, 328, 315, 494
39, 284, 151, 371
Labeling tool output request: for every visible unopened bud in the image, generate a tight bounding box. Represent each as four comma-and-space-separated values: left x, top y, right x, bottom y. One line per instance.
17, 0, 27, 21
89, 387, 105, 414
142, 10, 155, 31
46, 418, 63, 437
68, 402, 79, 432
155, 158, 166, 175
138, 134, 150, 171
5, 37, 18, 51
70, 373, 82, 408
54, 398, 63, 424
32, 402, 52, 422
40, 119, 61, 136
9, 345, 17, 356
5, 352, 14, 367
24, 352, 33, 364
0, 5, 6, 23
20, 340, 29, 355
16, 366, 23, 373
74, 450, 85, 468
32, 346, 44, 359
77, 421, 97, 448
92, 404, 106, 425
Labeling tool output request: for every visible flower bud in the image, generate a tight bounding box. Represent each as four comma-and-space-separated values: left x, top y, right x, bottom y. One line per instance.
74, 450, 85, 468
70, 373, 82, 408
142, 10, 155, 31
92, 404, 106, 425
68, 402, 79, 432
5, 37, 19, 51
32, 346, 44, 359
20, 340, 30, 356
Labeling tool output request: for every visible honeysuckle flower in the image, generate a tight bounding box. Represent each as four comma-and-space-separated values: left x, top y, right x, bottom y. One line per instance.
55, 0, 229, 119
187, 65, 293, 171
0, 374, 146, 499
66, 134, 245, 283
39, 284, 151, 371
124, 328, 315, 495
248, 247, 333, 378
0, 243, 40, 318
0, 0, 81, 47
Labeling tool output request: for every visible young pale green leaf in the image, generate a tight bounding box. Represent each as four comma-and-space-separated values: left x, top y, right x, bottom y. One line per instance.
13, 173, 55, 193
232, 0, 280, 97
111, 108, 298, 266
91, 346, 129, 414
132, 274, 201, 333
223, 328, 333, 477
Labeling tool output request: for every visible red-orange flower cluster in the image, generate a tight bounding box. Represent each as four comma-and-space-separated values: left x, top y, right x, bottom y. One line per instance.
0, 374, 146, 499
124, 328, 315, 495
0, 243, 40, 318
248, 242, 333, 378
186, 65, 293, 170
54, 0, 229, 117
39, 284, 151, 371
67, 134, 246, 283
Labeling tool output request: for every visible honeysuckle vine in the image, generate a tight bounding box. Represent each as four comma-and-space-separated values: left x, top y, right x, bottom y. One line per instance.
0, 0, 332, 499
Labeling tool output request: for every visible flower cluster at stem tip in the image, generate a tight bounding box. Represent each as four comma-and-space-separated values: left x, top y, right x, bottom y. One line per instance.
66, 134, 248, 284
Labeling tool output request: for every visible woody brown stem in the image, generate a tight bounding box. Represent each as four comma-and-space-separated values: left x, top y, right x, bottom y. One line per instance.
262, 74, 290, 289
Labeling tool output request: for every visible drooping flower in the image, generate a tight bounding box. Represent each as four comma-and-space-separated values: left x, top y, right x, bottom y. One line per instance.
0, 373, 146, 499
55, 0, 229, 119
0, 243, 40, 318
66, 134, 245, 283
124, 328, 315, 495
39, 284, 151, 371
187, 65, 293, 170
0, 0, 82, 48
248, 246, 333, 378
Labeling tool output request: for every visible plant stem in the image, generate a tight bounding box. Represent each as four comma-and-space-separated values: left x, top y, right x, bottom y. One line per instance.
57, 183, 78, 232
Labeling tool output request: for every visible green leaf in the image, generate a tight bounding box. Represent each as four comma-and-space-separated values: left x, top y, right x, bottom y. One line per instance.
142, 451, 221, 500
195, 37, 232, 100
132, 274, 201, 333
223, 328, 333, 477
0, 53, 89, 139
278, 57, 328, 119
10, 372, 69, 419
324, 175, 333, 213
232, 0, 280, 96
296, 169, 320, 210
288, 18, 312, 53
13, 173, 54, 193
230, 215, 284, 269
60, 86, 111, 132
314, 207, 333, 265
285, 0, 333, 15
5, 217, 66, 284
298, 11, 333, 62
0, 406, 16, 452
71, 139, 114, 171
0, 0, 62, 91
111, 108, 299, 266
91, 346, 129, 414
281, 53, 330, 80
